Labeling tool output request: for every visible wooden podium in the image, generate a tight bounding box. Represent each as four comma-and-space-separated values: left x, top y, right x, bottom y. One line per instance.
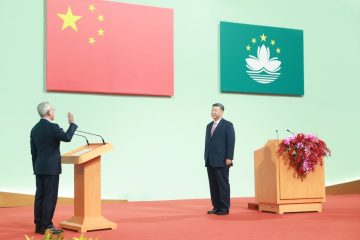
254, 140, 325, 214
60, 143, 117, 232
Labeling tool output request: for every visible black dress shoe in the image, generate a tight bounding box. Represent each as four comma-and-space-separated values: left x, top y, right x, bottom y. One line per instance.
207, 209, 219, 214
48, 227, 64, 235
216, 210, 229, 215
35, 225, 45, 234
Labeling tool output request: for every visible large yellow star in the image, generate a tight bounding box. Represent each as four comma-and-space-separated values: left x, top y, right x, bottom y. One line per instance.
57, 6, 82, 32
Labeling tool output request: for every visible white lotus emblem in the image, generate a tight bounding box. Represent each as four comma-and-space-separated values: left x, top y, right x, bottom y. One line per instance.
246, 44, 281, 84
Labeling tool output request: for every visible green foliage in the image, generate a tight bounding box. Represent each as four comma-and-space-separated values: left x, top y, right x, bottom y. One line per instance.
72, 234, 99, 240
24, 230, 98, 240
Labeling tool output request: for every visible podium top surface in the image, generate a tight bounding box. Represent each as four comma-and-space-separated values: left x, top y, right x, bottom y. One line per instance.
61, 143, 113, 164
255, 139, 280, 152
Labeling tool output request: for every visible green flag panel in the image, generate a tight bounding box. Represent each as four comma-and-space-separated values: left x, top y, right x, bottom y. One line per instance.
220, 22, 304, 95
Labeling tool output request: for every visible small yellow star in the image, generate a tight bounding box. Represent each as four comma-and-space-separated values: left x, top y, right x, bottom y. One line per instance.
260, 33, 267, 42
89, 4, 96, 13
271, 40, 276, 46
57, 6, 82, 32
98, 28, 104, 36
246, 45, 251, 51
276, 48, 281, 54
251, 38, 257, 44
88, 37, 96, 45
97, 15, 105, 22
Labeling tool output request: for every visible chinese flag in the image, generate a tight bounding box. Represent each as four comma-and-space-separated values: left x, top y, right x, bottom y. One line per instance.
46, 0, 174, 96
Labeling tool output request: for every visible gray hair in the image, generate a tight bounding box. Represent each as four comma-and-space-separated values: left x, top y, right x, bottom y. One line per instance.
212, 103, 224, 111
37, 102, 51, 117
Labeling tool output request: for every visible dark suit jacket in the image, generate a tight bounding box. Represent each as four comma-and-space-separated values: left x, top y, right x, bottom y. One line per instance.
30, 119, 78, 175
204, 118, 235, 167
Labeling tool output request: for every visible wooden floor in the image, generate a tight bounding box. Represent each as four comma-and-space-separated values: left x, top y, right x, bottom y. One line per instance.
0, 191, 127, 207
325, 180, 360, 195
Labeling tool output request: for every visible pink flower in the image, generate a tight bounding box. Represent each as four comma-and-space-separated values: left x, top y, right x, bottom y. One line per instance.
297, 142, 304, 149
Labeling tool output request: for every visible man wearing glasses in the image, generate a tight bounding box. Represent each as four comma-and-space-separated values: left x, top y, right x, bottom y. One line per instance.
30, 102, 78, 234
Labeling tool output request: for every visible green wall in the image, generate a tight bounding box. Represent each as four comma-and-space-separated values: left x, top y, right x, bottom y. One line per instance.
0, 0, 359, 201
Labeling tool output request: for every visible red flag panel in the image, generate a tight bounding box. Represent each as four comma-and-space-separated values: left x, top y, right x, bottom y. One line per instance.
46, 0, 174, 96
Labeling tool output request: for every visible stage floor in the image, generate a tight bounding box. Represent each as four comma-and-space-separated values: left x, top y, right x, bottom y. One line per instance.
0, 194, 359, 240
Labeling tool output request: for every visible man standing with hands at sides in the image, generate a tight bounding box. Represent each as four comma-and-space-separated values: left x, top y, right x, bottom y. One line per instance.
204, 103, 235, 215
31, 102, 78, 234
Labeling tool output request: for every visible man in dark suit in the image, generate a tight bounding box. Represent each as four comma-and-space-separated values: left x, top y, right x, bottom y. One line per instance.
30, 102, 78, 234
204, 103, 235, 215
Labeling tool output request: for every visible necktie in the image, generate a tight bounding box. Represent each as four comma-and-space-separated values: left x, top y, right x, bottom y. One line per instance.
211, 122, 217, 137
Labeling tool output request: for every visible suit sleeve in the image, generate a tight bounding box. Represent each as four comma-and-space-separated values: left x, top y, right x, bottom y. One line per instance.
53, 123, 78, 142
225, 122, 235, 160
30, 135, 37, 170
204, 125, 209, 160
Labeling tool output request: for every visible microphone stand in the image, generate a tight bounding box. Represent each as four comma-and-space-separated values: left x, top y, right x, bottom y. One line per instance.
286, 129, 296, 135
76, 130, 106, 144
74, 133, 89, 146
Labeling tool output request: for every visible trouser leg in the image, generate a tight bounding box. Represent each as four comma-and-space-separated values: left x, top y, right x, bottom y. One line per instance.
214, 167, 230, 211
207, 167, 221, 210
40, 175, 59, 228
34, 175, 44, 227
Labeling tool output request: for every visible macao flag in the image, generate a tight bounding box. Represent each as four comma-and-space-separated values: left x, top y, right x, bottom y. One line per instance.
47, 0, 173, 96
220, 22, 304, 95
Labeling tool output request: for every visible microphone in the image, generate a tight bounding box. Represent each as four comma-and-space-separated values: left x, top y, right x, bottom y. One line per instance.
287, 129, 296, 135
76, 130, 106, 144
74, 133, 89, 146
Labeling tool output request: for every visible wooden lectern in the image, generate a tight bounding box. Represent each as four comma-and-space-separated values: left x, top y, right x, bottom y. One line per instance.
60, 143, 117, 232
254, 140, 325, 214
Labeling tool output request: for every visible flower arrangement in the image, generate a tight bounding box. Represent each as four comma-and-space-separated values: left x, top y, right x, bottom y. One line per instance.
25, 230, 99, 240
277, 133, 330, 178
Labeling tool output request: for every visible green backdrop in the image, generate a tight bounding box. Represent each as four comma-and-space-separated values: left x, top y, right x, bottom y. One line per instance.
0, 0, 359, 201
